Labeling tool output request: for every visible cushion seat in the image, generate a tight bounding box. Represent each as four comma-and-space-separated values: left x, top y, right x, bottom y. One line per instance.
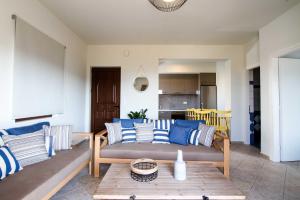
0, 141, 90, 200
100, 143, 223, 161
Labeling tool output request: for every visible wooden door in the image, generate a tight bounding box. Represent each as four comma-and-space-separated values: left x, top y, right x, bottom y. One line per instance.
91, 67, 120, 133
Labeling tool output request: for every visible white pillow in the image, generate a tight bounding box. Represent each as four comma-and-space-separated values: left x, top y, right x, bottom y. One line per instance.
45, 125, 72, 150
105, 122, 122, 145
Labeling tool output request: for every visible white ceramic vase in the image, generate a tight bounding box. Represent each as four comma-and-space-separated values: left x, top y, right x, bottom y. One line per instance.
174, 150, 186, 181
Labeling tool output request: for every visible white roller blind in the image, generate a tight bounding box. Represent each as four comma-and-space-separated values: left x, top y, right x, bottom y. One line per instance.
13, 16, 65, 119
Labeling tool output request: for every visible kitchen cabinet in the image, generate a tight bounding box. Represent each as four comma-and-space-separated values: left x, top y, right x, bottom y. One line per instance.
159, 74, 198, 94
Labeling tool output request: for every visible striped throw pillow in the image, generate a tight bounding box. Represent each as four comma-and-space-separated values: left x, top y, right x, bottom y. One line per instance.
153, 119, 175, 131
134, 123, 154, 143
2, 130, 49, 167
198, 124, 216, 147
143, 119, 153, 123
0, 146, 22, 180
189, 129, 201, 146
43, 126, 56, 157
122, 128, 137, 143
152, 129, 170, 144
47, 125, 72, 150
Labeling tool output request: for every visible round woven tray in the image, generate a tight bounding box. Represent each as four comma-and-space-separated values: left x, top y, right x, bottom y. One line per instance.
130, 158, 158, 182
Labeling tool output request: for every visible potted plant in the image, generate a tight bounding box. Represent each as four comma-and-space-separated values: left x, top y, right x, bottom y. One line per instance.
128, 109, 148, 119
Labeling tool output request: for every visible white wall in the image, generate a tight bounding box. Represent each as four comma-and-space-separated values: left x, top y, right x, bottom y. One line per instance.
216, 61, 231, 111
0, 0, 87, 131
245, 37, 260, 70
86, 45, 247, 142
259, 2, 300, 161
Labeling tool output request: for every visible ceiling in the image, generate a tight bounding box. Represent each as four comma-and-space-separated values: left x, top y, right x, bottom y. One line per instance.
39, 0, 300, 45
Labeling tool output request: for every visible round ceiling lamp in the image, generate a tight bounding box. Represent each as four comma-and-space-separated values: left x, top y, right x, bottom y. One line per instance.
148, 0, 188, 12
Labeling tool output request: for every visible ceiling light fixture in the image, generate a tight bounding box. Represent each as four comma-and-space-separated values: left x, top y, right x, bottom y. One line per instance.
148, 0, 187, 12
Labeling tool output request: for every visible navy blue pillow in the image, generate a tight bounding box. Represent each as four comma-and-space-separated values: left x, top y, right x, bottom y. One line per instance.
5, 122, 50, 135
112, 118, 144, 128
174, 119, 206, 130
169, 125, 192, 146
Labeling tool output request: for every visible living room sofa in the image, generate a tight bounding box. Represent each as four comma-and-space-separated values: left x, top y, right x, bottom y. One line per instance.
94, 129, 230, 178
0, 132, 93, 200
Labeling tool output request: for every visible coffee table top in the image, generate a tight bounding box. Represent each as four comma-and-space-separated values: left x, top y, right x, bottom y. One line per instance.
93, 164, 245, 200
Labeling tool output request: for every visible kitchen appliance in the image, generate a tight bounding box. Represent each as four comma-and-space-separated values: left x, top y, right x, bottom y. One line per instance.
200, 86, 217, 109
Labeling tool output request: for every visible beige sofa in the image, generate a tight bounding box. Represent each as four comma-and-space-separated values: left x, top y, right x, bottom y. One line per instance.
94, 130, 230, 178
0, 133, 93, 200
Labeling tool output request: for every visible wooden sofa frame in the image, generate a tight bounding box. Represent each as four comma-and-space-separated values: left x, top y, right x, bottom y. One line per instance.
43, 132, 93, 200
94, 130, 230, 178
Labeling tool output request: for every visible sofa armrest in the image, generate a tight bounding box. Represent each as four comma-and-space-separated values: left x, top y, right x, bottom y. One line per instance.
212, 131, 230, 178
94, 130, 108, 177
72, 132, 93, 150
94, 130, 108, 158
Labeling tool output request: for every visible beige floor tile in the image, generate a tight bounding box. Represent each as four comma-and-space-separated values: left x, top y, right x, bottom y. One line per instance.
51, 144, 300, 200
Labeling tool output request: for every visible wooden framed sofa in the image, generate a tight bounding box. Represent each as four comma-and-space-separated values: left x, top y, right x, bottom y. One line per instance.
94, 130, 230, 178
0, 132, 93, 200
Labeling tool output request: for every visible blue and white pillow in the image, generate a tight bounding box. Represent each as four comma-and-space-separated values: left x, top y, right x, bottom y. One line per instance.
0, 130, 8, 146
0, 146, 22, 180
121, 128, 137, 143
43, 126, 56, 157
143, 119, 153, 123
153, 119, 175, 131
45, 135, 56, 157
189, 129, 201, 146
152, 129, 170, 144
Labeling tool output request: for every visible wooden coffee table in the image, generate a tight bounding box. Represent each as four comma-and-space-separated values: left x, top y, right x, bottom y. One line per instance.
93, 164, 245, 200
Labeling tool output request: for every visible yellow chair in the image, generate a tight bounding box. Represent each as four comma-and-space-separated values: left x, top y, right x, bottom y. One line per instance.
194, 110, 212, 125
210, 110, 231, 139
186, 108, 196, 120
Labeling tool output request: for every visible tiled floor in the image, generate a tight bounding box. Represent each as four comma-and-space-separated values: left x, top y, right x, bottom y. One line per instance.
51, 143, 300, 200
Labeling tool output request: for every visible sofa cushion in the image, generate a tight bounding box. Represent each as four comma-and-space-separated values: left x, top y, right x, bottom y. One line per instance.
169, 125, 191, 146
189, 129, 201, 146
2, 129, 49, 167
152, 129, 170, 144
175, 119, 206, 130
153, 119, 175, 131
121, 128, 137, 143
198, 124, 216, 147
0, 141, 90, 200
134, 122, 154, 143
105, 122, 122, 145
112, 118, 144, 128
5, 122, 50, 135
100, 143, 223, 161
0, 146, 22, 180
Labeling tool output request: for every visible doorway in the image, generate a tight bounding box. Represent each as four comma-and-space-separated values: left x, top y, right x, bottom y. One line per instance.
91, 67, 121, 133
249, 67, 261, 149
